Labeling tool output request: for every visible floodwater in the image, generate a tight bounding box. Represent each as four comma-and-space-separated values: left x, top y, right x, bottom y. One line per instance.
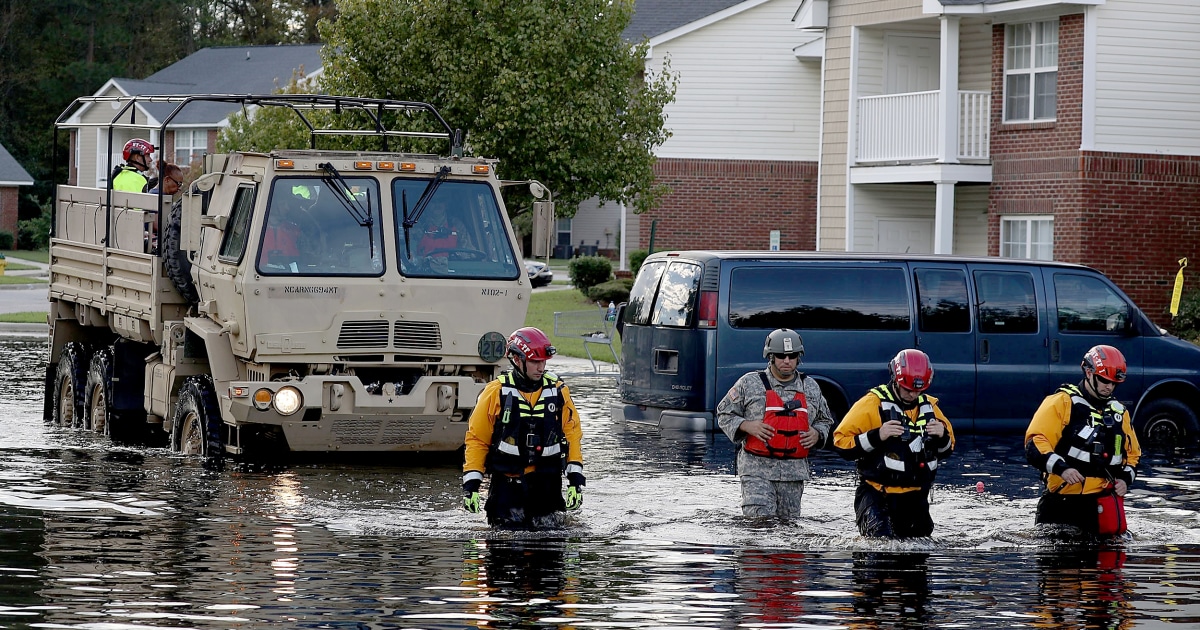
4, 333, 1200, 628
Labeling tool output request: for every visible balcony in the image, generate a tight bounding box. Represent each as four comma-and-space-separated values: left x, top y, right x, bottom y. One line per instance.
856, 90, 990, 164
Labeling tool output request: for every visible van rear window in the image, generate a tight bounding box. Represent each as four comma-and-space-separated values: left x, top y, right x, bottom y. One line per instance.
623, 260, 703, 327
728, 267, 910, 330
625, 261, 667, 325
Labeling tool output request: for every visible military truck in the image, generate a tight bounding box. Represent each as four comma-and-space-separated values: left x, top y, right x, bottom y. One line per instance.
45, 94, 551, 460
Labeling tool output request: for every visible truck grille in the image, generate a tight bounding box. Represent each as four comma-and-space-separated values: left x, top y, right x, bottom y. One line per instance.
337, 321, 389, 349
330, 418, 382, 444
393, 321, 442, 350
381, 418, 436, 445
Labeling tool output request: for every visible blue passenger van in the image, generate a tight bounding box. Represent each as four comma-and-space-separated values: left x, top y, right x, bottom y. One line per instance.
612, 251, 1200, 444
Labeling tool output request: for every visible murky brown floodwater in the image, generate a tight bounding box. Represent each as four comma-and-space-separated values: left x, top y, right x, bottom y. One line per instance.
4, 331, 1200, 627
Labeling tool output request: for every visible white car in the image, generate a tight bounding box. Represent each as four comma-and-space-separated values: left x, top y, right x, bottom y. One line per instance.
525, 260, 554, 287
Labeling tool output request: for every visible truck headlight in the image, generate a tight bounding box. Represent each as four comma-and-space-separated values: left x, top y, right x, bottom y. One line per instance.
273, 386, 303, 416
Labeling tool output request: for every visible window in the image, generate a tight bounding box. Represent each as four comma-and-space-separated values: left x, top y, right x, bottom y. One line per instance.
624, 261, 667, 325
1001, 216, 1054, 260
218, 185, 258, 262
392, 179, 519, 280
1004, 20, 1057, 122
915, 268, 970, 333
650, 262, 702, 327
174, 129, 206, 167
257, 177, 385, 275
729, 267, 910, 331
1053, 273, 1131, 333
974, 270, 1038, 334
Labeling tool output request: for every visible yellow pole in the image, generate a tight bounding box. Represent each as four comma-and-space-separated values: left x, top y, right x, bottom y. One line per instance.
1170, 258, 1188, 317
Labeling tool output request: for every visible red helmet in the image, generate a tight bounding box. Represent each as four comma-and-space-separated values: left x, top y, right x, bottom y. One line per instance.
889, 349, 934, 393
1082, 345, 1127, 383
122, 138, 154, 162
507, 327, 556, 361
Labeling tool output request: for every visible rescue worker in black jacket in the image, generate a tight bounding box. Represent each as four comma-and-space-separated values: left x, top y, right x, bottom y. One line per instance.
1026, 345, 1140, 537
462, 327, 584, 529
834, 349, 954, 538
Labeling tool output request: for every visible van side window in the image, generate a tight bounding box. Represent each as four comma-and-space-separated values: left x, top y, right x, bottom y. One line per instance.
974, 270, 1038, 333
729, 267, 910, 330
625, 261, 667, 325
1054, 273, 1131, 333
915, 269, 970, 333
650, 261, 702, 327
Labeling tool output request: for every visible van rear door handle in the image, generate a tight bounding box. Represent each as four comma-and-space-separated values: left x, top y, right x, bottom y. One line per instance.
980, 339, 990, 362
1050, 339, 1060, 362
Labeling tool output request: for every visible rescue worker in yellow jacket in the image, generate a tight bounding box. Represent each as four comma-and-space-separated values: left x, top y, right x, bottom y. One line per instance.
1026, 345, 1140, 537
834, 349, 954, 538
463, 327, 584, 530
111, 138, 154, 193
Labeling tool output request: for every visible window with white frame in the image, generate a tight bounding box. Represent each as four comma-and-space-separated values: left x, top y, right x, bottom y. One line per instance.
174, 129, 206, 167
1004, 20, 1058, 122
1001, 215, 1054, 260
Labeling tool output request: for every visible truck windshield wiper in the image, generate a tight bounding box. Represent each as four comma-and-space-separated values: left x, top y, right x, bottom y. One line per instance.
318, 162, 375, 258
402, 165, 451, 260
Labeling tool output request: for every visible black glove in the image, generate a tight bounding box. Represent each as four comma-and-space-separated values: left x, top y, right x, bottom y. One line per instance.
463, 478, 481, 494
567, 472, 585, 488
463, 478, 482, 513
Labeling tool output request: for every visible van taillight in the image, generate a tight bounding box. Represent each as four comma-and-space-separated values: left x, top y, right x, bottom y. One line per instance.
698, 291, 718, 328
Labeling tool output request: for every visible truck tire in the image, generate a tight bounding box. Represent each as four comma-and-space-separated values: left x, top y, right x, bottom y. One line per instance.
171, 375, 224, 465
164, 199, 199, 304
1135, 398, 1199, 446
85, 348, 115, 437
51, 342, 91, 429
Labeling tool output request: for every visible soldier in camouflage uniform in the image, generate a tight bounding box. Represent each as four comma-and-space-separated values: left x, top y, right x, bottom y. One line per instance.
717, 329, 834, 519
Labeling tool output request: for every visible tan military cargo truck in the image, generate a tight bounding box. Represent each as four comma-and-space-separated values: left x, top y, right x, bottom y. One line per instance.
45, 94, 550, 461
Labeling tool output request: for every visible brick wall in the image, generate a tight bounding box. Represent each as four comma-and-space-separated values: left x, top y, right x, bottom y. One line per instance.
987, 14, 1200, 325
0, 187, 17, 242
639, 158, 819, 252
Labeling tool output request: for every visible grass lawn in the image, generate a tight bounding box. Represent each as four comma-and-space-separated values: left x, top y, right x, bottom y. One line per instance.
1, 261, 36, 271
0, 275, 46, 285
0, 311, 45, 324
527, 289, 622, 362
1, 249, 49, 264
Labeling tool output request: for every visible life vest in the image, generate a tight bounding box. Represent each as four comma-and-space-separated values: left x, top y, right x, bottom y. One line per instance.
859, 385, 941, 487
486, 371, 568, 475
743, 371, 810, 459
419, 224, 458, 255
260, 221, 302, 265
112, 165, 148, 193
1051, 384, 1128, 482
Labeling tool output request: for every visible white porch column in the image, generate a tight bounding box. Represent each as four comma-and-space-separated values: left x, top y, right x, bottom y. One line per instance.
938, 15, 961, 164
934, 180, 957, 254
618, 201, 628, 271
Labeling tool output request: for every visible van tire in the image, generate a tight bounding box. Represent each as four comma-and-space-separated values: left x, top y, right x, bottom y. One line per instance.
1135, 398, 1199, 446
164, 199, 199, 304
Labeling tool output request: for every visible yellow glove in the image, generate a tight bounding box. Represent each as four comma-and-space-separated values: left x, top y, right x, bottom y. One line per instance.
565, 485, 583, 511
463, 491, 481, 513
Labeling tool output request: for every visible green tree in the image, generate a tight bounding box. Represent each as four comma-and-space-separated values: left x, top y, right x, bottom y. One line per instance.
318, 0, 676, 217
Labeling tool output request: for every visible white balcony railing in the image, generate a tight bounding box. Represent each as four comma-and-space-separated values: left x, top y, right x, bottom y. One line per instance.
856, 90, 990, 164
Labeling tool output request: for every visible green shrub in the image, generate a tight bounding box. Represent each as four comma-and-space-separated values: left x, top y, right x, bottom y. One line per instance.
1170, 289, 1200, 343
17, 200, 51, 250
588, 278, 634, 304
0, 232, 12, 250
568, 255, 613, 297
629, 249, 649, 277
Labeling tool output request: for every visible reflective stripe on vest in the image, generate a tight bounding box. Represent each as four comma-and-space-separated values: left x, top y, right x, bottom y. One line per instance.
1051, 384, 1129, 480
859, 385, 940, 486
487, 372, 567, 474
743, 371, 810, 459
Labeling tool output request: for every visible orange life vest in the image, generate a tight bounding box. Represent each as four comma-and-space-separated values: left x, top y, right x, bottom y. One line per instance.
743, 371, 810, 459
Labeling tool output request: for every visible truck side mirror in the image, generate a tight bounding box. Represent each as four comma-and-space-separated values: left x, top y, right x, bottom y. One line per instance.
532, 201, 554, 258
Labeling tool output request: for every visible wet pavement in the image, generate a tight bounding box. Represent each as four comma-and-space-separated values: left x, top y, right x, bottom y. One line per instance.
4, 332, 1200, 627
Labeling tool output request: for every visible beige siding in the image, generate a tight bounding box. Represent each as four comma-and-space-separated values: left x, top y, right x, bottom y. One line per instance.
571, 198, 623, 252
958, 18, 993, 92
849, 182, 988, 254
647, 0, 821, 160
819, 0, 925, 251
1093, 0, 1200, 155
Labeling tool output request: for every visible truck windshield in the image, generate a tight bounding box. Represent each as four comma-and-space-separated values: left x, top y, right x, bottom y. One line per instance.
258, 177, 384, 276
393, 179, 520, 280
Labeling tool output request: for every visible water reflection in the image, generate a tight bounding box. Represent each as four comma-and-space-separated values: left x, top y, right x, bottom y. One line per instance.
1034, 547, 1134, 629
849, 552, 931, 628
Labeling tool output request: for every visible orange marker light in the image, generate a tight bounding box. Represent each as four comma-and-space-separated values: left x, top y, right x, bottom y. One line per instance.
276, 159, 295, 169
472, 164, 490, 175
353, 161, 372, 170
399, 162, 417, 172
377, 161, 395, 170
